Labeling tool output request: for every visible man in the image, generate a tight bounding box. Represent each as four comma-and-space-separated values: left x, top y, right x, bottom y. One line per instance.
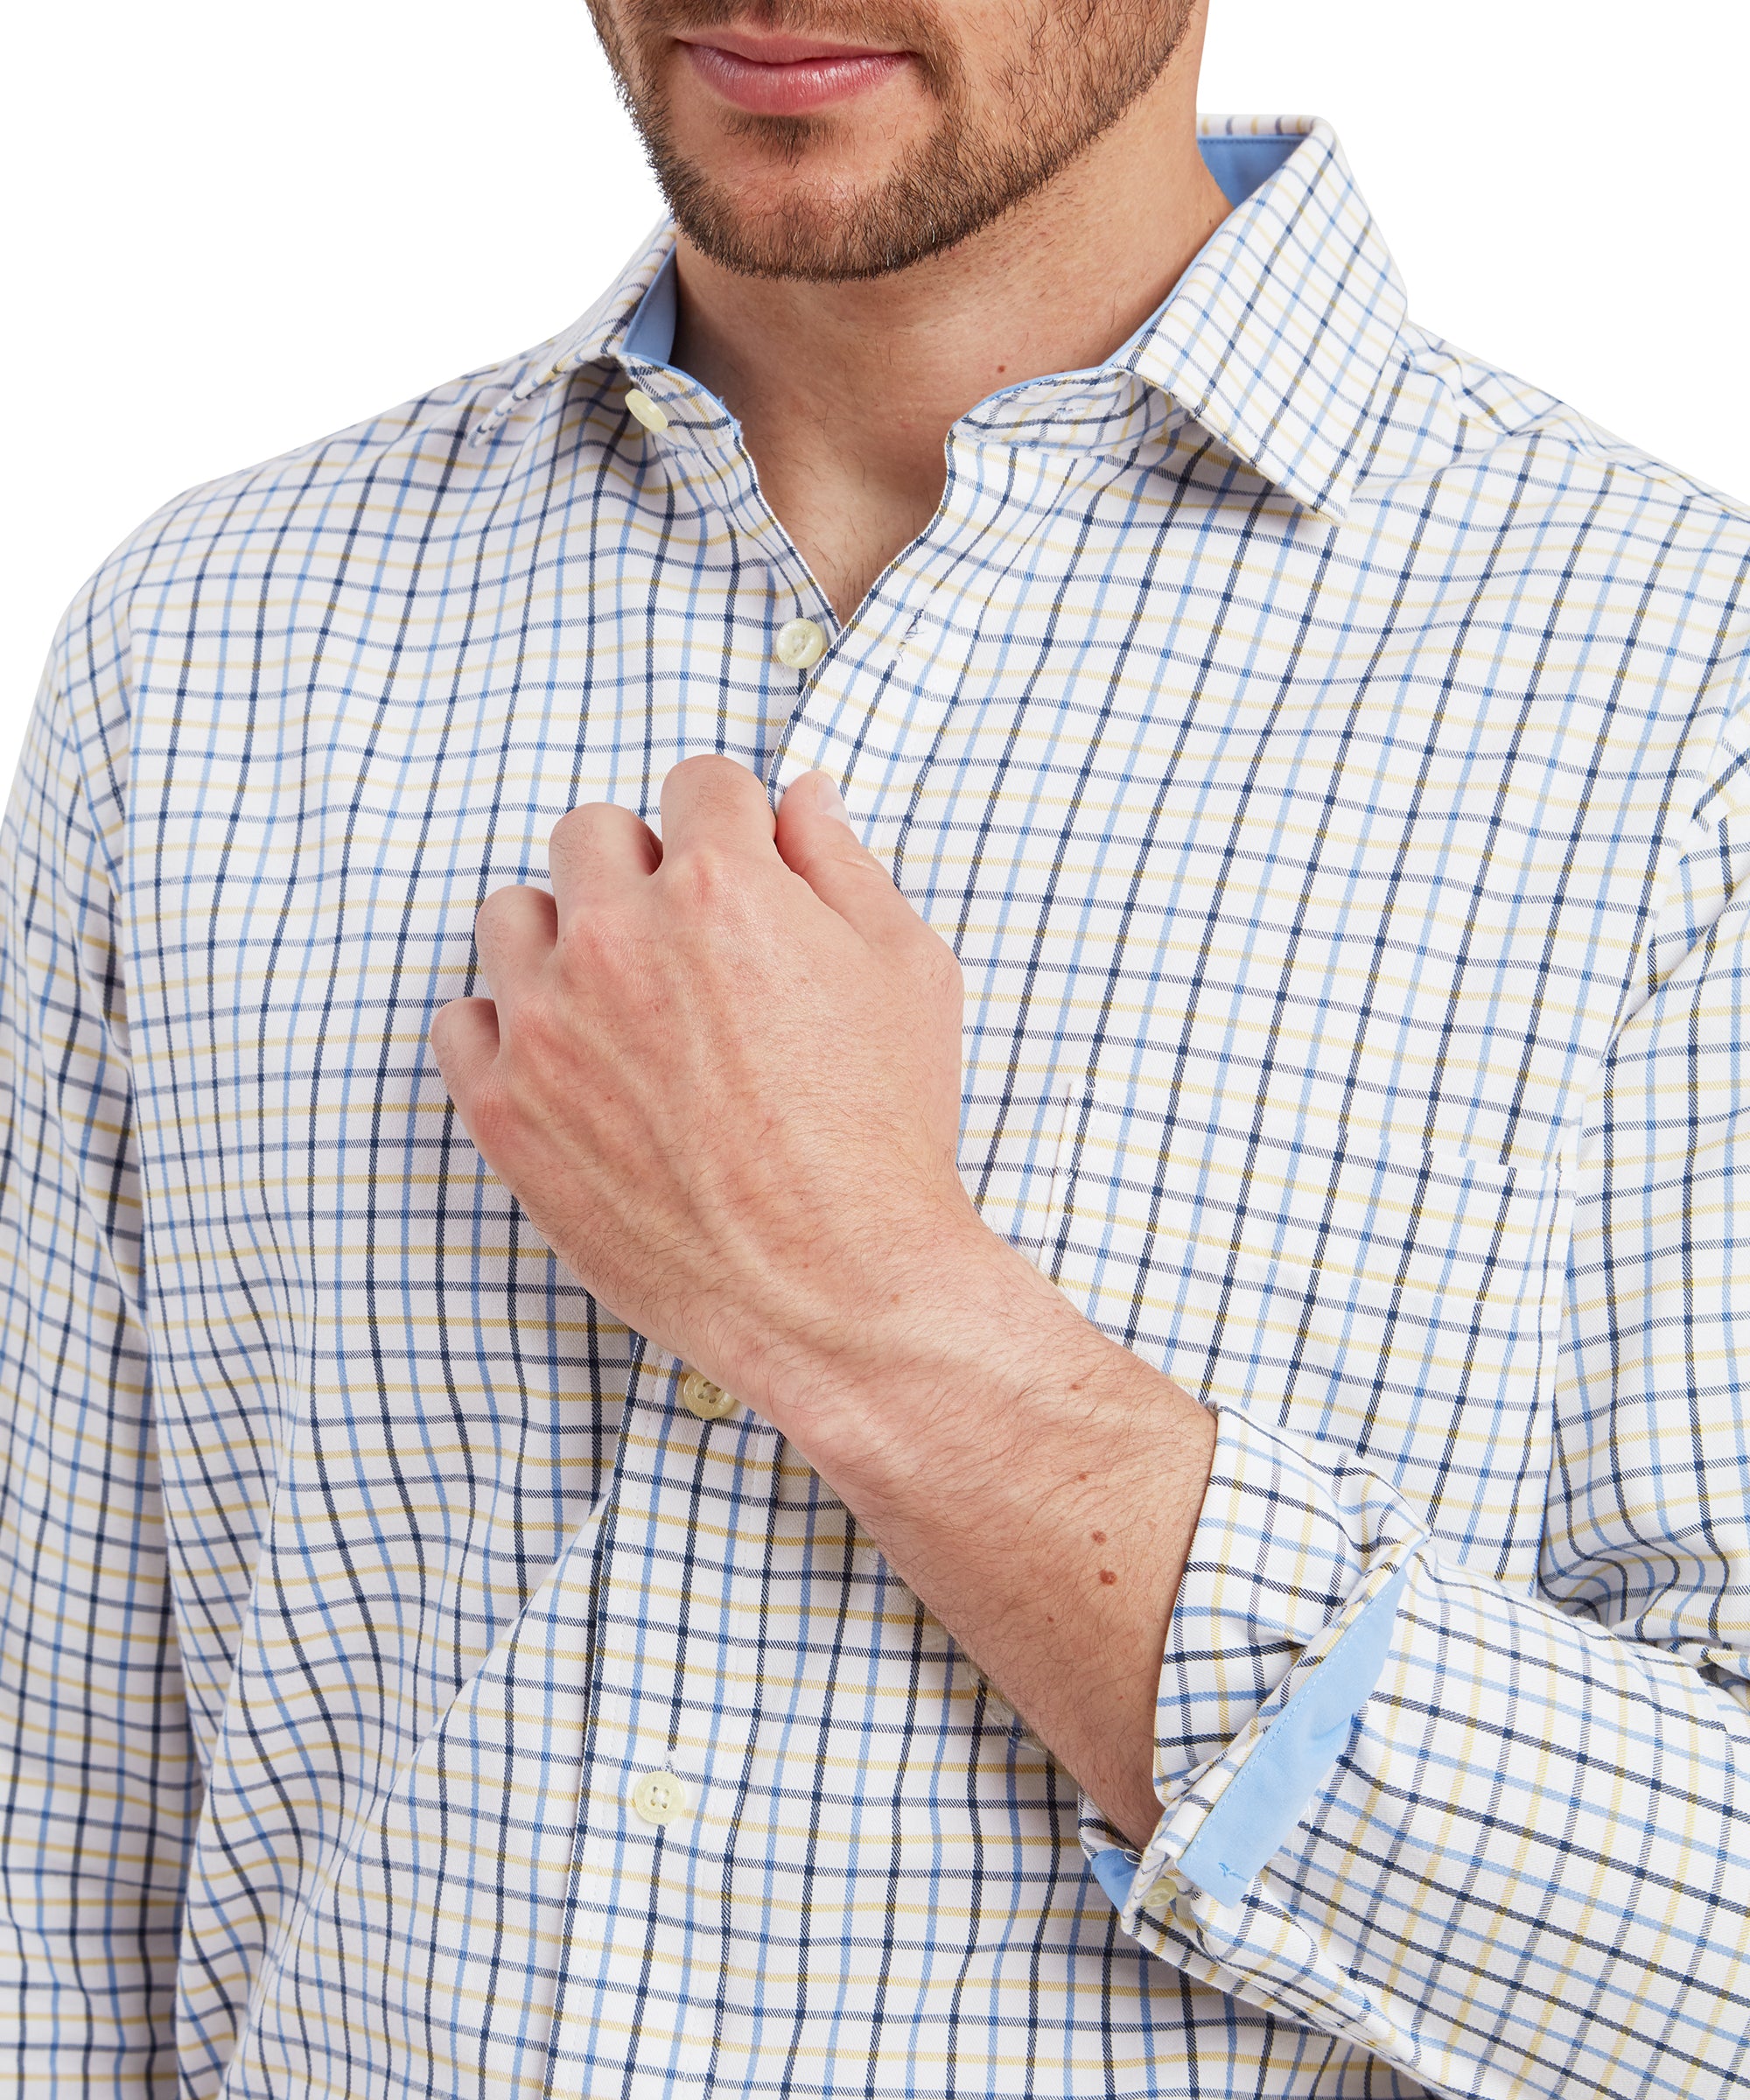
3, 0, 1746, 2090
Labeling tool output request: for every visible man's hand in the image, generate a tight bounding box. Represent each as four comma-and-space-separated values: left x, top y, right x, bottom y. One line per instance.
431, 755, 1214, 1847
430, 755, 983, 1426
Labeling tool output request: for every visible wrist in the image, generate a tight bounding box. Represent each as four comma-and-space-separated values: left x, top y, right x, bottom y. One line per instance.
749, 1214, 1157, 1509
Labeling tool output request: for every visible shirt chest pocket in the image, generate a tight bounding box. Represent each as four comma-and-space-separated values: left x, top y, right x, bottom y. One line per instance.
1038, 1089, 1572, 1584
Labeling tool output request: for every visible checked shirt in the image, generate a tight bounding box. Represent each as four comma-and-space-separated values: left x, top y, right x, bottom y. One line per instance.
4, 116, 1749, 2099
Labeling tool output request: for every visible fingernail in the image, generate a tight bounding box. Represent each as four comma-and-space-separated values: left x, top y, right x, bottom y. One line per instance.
815, 774, 855, 829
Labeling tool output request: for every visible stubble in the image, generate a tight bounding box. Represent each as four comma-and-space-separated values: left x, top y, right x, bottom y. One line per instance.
587, 0, 1197, 281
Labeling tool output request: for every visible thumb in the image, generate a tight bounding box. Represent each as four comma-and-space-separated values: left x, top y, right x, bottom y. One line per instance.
774, 772, 921, 945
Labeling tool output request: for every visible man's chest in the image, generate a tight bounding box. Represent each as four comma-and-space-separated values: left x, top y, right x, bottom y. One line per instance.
122, 454, 1671, 1589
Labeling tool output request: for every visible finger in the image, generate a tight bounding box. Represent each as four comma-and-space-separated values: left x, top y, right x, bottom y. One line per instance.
657, 753, 777, 864
549, 801, 661, 922
774, 772, 926, 948
429, 997, 500, 1124
473, 884, 558, 1000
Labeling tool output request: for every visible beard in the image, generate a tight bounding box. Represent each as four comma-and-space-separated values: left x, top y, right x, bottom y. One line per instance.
586, 0, 1197, 282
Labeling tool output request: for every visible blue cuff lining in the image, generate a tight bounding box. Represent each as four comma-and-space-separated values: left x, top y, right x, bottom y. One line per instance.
1089, 1845, 1138, 1909
1171, 1566, 1409, 1906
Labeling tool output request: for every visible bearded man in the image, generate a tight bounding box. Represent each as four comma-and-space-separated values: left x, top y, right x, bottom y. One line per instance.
4, 1, 1747, 2095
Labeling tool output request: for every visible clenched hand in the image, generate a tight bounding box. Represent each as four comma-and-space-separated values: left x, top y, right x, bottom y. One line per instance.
430, 755, 984, 1429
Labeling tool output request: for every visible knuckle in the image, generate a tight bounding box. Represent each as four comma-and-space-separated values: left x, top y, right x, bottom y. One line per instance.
556, 902, 628, 980
550, 804, 592, 852
430, 1002, 467, 1067
473, 884, 522, 938
550, 801, 620, 855
668, 844, 740, 911
667, 752, 765, 826
671, 752, 737, 788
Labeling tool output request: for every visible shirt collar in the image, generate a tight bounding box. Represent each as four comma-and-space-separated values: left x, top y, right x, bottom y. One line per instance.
1126, 118, 1407, 517
477, 116, 1404, 521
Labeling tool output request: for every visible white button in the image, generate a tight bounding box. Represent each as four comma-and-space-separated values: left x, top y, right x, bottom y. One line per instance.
775, 618, 827, 670
680, 1368, 737, 1421
625, 387, 669, 434
630, 1769, 688, 1825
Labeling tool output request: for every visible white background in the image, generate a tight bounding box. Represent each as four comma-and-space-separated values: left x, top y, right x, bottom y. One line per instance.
4, 0, 1746, 791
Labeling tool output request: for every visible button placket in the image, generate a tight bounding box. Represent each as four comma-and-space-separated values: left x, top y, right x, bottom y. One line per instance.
547, 1366, 768, 2090
762, 421, 1026, 817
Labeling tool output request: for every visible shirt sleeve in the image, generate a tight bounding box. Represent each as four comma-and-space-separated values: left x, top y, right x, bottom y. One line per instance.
1082, 698, 1750, 2096
0, 584, 199, 2094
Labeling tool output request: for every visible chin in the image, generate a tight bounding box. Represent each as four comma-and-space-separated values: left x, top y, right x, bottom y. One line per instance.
659, 151, 934, 281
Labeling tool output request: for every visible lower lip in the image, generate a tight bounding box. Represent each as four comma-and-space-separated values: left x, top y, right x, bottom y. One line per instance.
679, 40, 911, 116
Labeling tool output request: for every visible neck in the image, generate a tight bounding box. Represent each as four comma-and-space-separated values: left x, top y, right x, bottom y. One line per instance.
668, 41, 1228, 622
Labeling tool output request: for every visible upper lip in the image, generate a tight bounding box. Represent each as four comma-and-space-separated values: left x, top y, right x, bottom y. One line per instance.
673, 24, 906, 62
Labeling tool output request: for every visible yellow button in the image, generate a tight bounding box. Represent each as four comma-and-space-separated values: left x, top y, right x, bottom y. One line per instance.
631, 1769, 688, 1825
625, 387, 669, 434
775, 617, 827, 670
680, 1369, 737, 1421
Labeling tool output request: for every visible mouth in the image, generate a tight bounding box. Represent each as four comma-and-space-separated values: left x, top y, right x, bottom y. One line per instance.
673, 24, 914, 116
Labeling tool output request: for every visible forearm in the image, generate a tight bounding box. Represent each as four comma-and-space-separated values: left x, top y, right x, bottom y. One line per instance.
757, 1218, 1216, 1847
